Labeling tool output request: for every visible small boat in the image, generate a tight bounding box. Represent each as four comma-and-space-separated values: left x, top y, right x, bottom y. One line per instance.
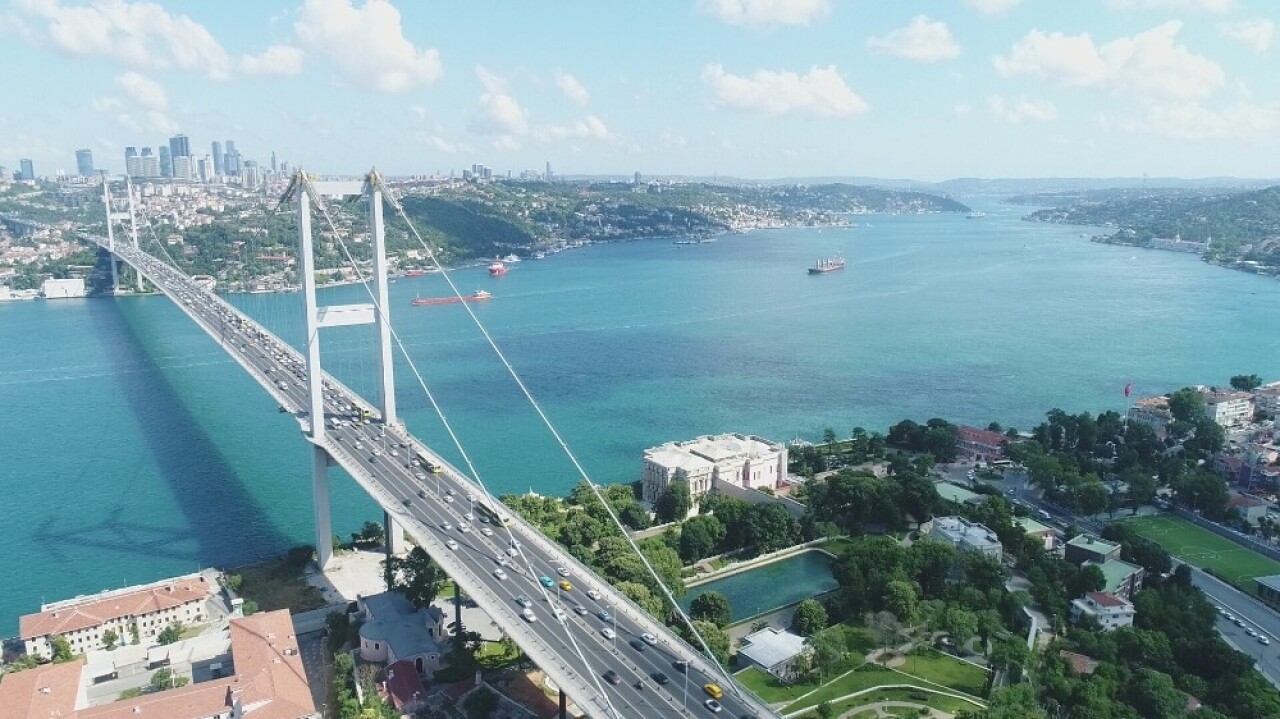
502, 254, 521, 263
405, 269, 427, 277
808, 256, 846, 274
966, 211, 987, 219
412, 290, 492, 306
488, 259, 508, 277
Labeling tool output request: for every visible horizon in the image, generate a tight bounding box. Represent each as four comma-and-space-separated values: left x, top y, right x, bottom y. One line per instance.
1, 1, 1277, 181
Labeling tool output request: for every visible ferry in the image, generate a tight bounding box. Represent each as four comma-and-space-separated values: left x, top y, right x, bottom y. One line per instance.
411, 290, 492, 306
808, 256, 846, 274
488, 259, 508, 277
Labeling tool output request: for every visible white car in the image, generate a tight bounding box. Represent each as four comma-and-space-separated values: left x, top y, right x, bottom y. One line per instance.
493, 569, 508, 580
444, 495, 454, 504
601, 627, 616, 640
642, 633, 657, 646
481, 527, 494, 537
553, 608, 567, 621
516, 596, 532, 608
445, 539, 459, 550
458, 523, 471, 533
587, 589, 601, 600
556, 566, 570, 577
441, 522, 453, 531
521, 608, 537, 623
507, 547, 519, 557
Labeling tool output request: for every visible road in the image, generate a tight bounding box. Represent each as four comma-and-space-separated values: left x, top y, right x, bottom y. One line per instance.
49, 222, 776, 719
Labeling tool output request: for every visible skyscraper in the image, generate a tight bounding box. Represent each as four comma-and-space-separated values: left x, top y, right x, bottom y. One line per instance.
19, 159, 35, 181
125, 146, 138, 169
158, 145, 173, 178
75, 149, 94, 176
270, 150, 277, 174
211, 141, 223, 175
169, 134, 190, 161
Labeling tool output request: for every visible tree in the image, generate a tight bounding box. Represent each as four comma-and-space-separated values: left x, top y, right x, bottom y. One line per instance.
464, 686, 500, 719
1230, 374, 1263, 391
809, 628, 848, 682
942, 607, 978, 649
157, 622, 184, 646
384, 547, 446, 609
1074, 480, 1110, 516
959, 684, 1048, 719
1126, 471, 1158, 514
823, 427, 838, 454
102, 629, 119, 651
50, 635, 74, 662
1172, 467, 1229, 516
150, 667, 189, 690
792, 599, 828, 636
618, 502, 651, 530
352, 520, 384, 546
1167, 387, 1207, 423
690, 591, 732, 627
679, 514, 725, 563
746, 503, 801, 554
242, 599, 260, 615
654, 482, 692, 523
1126, 668, 1185, 719
988, 637, 1031, 676
682, 620, 729, 665
865, 610, 902, 662
816, 701, 836, 719
881, 580, 918, 625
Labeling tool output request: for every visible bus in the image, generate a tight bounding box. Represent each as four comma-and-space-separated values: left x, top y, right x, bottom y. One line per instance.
476, 500, 512, 526
416, 453, 443, 474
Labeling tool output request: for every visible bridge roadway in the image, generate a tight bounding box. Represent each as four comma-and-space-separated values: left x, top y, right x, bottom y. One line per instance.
39, 221, 778, 719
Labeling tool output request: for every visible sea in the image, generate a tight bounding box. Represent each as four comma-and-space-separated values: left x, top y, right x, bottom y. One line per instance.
2, 201, 1279, 634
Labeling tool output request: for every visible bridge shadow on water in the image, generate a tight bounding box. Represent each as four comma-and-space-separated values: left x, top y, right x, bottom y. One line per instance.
32, 298, 298, 570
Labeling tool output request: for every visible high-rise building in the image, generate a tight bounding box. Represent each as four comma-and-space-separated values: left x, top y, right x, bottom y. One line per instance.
173, 155, 193, 181
168, 134, 190, 161
138, 148, 159, 178
242, 160, 260, 189
545, 161, 552, 182
158, 145, 172, 178
270, 150, 277, 174
211, 141, 223, 175
75, 149, 94, 176
223, 140, 237, 176
19, 159, 35, 181
125, 146, 138, 168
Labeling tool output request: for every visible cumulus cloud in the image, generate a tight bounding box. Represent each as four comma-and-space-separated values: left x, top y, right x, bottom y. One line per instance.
965, 0, 1023, 13
696, 0, 831, 29
294, 0, 442, 93
115, 71, 168, 110
240, 44, 305, 76
1120, 101, 1279, 139
1219, 18, 1274, 54
1108, 0, 1234, 13
701, 64, 868, 119
987, 95, 1057, 123
555, 70, 590, 105
993, 22, 1224, 101
534, 115, 611, 143
470, 65, 529, 136
8, 0, 231, 78
867, 15, 961, 62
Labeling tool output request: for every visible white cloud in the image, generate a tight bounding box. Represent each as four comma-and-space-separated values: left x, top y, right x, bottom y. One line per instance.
987, 95, 1057, 123
470, 66, 529, 136
115, 71, 168, 110
701, 64, 869, 119
1219, 19, 1274, 54
555, 70, 590, 105
294, 0, 442, 93
993, 22, 1224, 101
965, 0, 1023, 13
1108, 0, 1234, 13
534, 115, 611, 143
421, 134, 470, 154
696, 0, 831, 29
659, 129, 688, 148
866, 15, 961, 62
1120, 101, 1280, 139
9, 0, 231, 78
240, 44, 305, 76
492, 135, 521, 151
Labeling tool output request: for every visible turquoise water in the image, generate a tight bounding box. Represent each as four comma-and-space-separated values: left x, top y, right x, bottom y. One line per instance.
682, 551, 838, 623
3, 204, 1280, 633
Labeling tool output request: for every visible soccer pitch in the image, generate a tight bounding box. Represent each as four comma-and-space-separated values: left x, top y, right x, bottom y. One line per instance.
1121, 515, 1280, 589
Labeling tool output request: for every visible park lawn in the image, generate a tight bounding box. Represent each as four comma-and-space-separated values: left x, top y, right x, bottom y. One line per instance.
897, 649, 990, 697
783, 664, 933, 713
734, 666, 818, 704
790, 681, 984, 717
1121, 515, 1280, 588
822, 622, 878, 657
819, 536, 857, 557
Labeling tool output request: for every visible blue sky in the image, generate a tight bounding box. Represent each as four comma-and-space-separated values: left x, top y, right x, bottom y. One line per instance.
1, 0, 1277, 180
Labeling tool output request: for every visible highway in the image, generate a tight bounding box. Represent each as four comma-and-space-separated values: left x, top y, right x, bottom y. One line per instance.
49, 223, 777, 719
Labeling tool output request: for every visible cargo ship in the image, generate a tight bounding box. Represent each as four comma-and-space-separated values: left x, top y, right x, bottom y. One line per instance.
488, 259, 508, 277
411, 290, 492, 306
404, 268, 428, 277
808, 256, 846, 274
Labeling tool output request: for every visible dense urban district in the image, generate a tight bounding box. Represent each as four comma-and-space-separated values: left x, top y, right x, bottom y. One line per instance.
0, 167, 967, 296
9, 369, 1280, 719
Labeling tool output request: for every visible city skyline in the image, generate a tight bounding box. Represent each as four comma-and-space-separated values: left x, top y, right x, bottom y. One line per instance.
1, 0, 1279, 180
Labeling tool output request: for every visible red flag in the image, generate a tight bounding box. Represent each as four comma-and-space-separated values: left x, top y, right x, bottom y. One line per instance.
1124, 382, 1132, 398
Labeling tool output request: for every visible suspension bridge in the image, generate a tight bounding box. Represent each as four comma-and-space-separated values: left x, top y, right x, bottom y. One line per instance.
2, 170, 778, 719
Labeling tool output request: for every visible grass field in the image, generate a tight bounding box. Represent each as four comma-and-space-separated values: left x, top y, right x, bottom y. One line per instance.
1122, 514, 1280, 589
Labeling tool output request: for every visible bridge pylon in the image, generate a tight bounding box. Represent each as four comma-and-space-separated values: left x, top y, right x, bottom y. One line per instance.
100, 174, 144, 294
287, 170, 402, 568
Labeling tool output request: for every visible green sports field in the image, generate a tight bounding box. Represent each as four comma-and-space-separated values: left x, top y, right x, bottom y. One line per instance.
1122, 514, 1280, 589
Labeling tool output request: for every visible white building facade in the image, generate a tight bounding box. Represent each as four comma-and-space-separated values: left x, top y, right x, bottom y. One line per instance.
1204, 390, 1254, 427
641, 433, 788, 506
1070, 592, 1136, 631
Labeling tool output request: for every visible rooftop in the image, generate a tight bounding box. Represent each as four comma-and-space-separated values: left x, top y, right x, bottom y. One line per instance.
935, 483, 980, 505
0, 657, 83, 719
1206, 390, 1253, 405
1227, 493, 1268, 509
1255, 574, 1280, 593
929, 516, 1001, 549
1090, 558, 1143, 594
1085, 592, 1131, 609
646, 433, 783, 468
1016, 516, 1053, 535
360, 591, 445, 661
1066, 534, 1120, 554
1059, 650, 1099, 675
956, 425, 1009, 447
738, 628, 808, 670
20, 575, 214, 640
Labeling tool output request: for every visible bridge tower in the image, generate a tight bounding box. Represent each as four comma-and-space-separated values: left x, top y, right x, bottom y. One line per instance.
289, 171, 403, 568
100, 175, 145, 294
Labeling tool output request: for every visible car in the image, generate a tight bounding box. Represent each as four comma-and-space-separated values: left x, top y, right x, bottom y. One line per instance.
704, 683, 723, 699
478, 516, 490, 524
1216, 607, 1226, 615
1225, 613, 1236, 621
1235, 619, 1246, 628
415, 471, 426, 480
516, 596, 532, 608
559, 579, 573, 592
587, 589, 601, 600
521, 608, 537, 623
629, 639, 646, 652
445, 539, 459, 550
573, 604, 589, 616
468, 493, 476, 502
642, 633, 657, 645
441, 522, 453, 531
540, 576, 555, 589
446, 488, 456, 496
650, 672, 670, 686
507, 547, 519, 557
603, 670, 621, 686
597, 610, 612, 622
493, 569, 507, 580
1247, 628, 1258, 637
496, 556, 509, 567
673, 660, 689, 674
417, 489, 426, 498
601, 627, 616, 640
458, 523, 470, 533
1260, 636, 1272, 645
481, 527, 494, 536
444, 495, 454, 503
390, 449, 399, 457
704, 699, 723, 713
556, 566, 571, 577
553, 608, 568, 621
371, 448, 381, 456
401, 498, 411, 506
